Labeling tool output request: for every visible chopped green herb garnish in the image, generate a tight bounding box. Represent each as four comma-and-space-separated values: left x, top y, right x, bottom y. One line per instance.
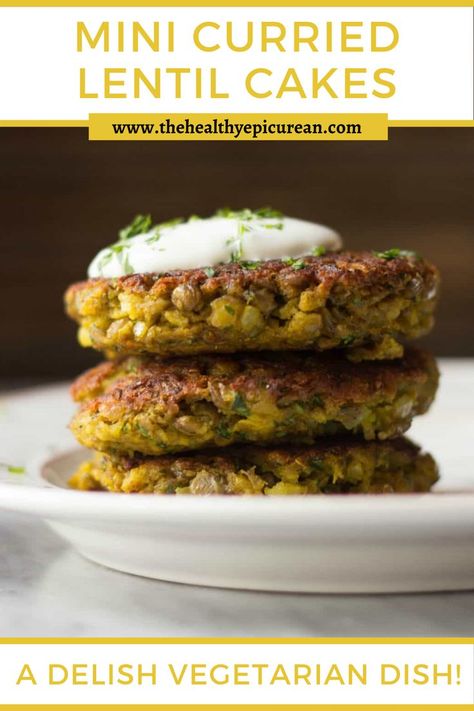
118, 214, 184, 249
291, 260, 306, 270
342, 335, 355, 347
8, 465, 25, 474
215, 207, 283, 224
119, 214, 153, 241
216, 423, 232, 439
215, 206, 234, 218
283, 257, 306, 270
224, 305, 235, 316
121, 250, 134, 275
373, 248, 418, 261
240, 260, 262, 270
159, 217, 184, 230
136, 424, 152, 439
1, 463, 25, 475
203, 267, 215, 278
145, 229, 162, 245
110, 243, 126, 254
232, 392, 250, 417
214, 208, 286, 265
98, 241, 130, 268
96, 250, 114, 270
264, 223, 284, 230
312, 246, 327, 257
254, 207, 283, 219
215, 207, 254, 220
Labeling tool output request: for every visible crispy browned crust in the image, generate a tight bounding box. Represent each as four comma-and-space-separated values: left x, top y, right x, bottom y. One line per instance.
88, 435, 428, 471
71, 347, 436, 411
67, 251, 438, 301
69, 436, 439, 495
64, 251, 440, 358
69, 347, 439, 455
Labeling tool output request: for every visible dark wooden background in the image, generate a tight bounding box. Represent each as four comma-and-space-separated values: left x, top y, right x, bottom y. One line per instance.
1, 128, 472, 379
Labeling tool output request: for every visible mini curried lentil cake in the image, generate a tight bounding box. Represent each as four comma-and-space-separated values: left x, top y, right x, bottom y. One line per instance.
66, 210, 441, 497
69, 347, 438, 456
69, 437, 438, 496
65, 251, 439, 361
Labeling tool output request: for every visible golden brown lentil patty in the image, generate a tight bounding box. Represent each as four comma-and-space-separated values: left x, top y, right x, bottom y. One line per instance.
70, 348, 438, 456
65, 251, 439, 359
69, 437, 438, 495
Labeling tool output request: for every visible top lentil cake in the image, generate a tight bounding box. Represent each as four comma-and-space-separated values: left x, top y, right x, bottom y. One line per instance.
65, 210, 439, 360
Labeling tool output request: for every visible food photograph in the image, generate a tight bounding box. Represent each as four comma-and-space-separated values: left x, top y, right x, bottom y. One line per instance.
0, 128, 473, 636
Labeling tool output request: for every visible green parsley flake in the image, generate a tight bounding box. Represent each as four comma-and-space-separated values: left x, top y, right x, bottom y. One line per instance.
99, 209, 292, 276
121, 249, 134, 275
145, 229, 162, 245
309, 457, 324, 470
232, 392, 250, 417
119, 214, 153, 241
264, 223, 284, 230
0, 463, 25, 475
283, 257, 306, 270
216, 423, 232, 439
312, 246, 327, 257
374, 248, 418, 261
159, 217, 184, 229
215, 207, 284, 240
254, 207, 283, 219
136, 424, 152, 439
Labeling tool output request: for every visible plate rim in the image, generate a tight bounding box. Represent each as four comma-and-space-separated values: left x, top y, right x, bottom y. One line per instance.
0, 447, 473, 530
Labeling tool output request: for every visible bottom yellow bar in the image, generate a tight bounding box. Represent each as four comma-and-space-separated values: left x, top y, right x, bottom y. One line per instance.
88, 112, 388, 141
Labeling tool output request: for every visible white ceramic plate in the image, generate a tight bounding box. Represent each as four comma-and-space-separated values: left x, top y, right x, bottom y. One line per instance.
0, 446, 472, 593
0, 363, 473, 594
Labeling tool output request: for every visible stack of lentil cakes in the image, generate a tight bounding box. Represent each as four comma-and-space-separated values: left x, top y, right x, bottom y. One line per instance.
66, 210, 440, 496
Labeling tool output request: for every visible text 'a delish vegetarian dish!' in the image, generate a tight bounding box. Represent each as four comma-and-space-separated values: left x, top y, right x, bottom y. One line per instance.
66, 208, 440, 496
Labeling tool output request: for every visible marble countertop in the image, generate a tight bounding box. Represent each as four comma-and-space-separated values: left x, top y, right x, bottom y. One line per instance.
1, 368, 473, 637
2, 510, 474, 637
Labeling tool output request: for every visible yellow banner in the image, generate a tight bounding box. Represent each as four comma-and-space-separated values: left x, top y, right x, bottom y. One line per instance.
88, 113, 388, 141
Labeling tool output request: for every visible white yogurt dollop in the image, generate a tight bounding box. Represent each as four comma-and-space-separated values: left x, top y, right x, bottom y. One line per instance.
88, 210, 342, 278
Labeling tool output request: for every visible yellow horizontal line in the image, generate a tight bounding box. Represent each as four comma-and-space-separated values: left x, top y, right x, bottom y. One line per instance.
1, 707, 474, 711
0, 637, 473, 643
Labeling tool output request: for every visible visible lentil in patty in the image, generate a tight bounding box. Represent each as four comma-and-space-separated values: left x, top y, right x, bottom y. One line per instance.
70, 347, 438, 456
65, 251, 439, 359
69, 437, 438, 495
